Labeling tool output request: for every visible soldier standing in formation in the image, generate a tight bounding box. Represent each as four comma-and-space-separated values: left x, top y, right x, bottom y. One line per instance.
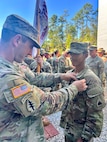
52, 50, 60, 73
60, 42, 105, 142
86, 45, 105, 86
58, 51, 74, 73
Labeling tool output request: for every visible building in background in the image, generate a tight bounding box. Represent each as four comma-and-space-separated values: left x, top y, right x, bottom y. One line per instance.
97, 0, 107, 51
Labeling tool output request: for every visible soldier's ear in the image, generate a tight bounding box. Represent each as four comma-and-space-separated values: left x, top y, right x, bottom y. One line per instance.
12, 34, 22, 47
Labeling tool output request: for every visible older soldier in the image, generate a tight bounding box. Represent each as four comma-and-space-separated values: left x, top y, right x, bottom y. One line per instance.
0, 15, 87, 142
86, 45, 105, 86
60, 42, 105, 142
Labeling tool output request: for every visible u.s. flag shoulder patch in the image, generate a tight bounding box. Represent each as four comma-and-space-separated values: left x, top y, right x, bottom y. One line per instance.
11, 84, 31, 99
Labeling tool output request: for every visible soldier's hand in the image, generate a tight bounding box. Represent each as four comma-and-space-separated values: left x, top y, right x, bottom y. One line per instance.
60, 72, 77, 81
72, 79, 87, 92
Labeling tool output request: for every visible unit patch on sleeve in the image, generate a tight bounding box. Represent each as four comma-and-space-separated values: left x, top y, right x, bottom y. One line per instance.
26, 99, 36, 112
11, 84, 31, 99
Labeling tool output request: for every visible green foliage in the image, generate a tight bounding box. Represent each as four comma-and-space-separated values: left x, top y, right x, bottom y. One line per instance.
42, 3, 98, 54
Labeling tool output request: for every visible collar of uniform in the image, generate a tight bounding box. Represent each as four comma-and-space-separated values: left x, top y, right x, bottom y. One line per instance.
76, 66, 89, 79
0, 57, 15, 69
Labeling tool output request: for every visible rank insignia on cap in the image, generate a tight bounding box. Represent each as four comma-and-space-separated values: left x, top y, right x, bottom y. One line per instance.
27, 99, 36, 112
11, 84, 31, 99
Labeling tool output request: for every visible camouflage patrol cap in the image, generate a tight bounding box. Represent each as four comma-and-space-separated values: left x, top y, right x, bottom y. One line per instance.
89, 45, 97, 51
69, 42, 88, 54
97, 48, 103, 53
3, 14, 40, 48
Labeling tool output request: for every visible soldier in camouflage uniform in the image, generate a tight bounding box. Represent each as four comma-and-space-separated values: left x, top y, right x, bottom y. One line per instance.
24, 49, 52, 73
60, 42, 105, 142
86, 45, 105, 86
58, 51, 73, 73
40, 48, 52, 73
0, 14, 87, 142
52, 50, 59, 73
44, 52, 53, 66
97, 48, 105, 58
24, 56, 39, 72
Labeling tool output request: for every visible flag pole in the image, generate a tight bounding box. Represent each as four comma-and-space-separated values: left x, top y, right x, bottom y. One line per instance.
35, 0, 41, 72
33, 0, 48, 72
33, 0, 41, 72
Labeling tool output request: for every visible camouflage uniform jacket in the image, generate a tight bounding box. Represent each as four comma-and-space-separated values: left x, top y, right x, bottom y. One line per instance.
14, 61, 61, 88
46, 58, 53, 66
24, 57, 38, 72
58, 55, 72, 73
24, 57, 52, 73
51, 56, 59, 73
60, 66, 105, 142
0, 57, 78, 142
14, 61, 60, 92
86, 55, 105, 85
41, 61, 52, 73
104, 61, 107, 79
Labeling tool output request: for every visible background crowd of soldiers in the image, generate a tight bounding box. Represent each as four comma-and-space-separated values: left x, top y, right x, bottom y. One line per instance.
23, 46, 107, 87
20, 43, 106, 133
13, 44, 105, 120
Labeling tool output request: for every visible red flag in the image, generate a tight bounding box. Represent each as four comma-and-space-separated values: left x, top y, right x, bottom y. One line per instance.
34, 0, 48, 46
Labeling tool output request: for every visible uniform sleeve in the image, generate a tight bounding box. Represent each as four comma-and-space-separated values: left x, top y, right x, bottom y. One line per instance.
58, 57, 66, 73
98, 59, 105, 85
30, 72, 63, 87
3, 76, 78, 117
81, 86, 106, 141
19, 61, 65, 88
41, 61, 52, 73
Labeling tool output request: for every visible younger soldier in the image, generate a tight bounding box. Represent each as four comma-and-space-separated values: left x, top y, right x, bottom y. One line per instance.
60, 42, 105, 142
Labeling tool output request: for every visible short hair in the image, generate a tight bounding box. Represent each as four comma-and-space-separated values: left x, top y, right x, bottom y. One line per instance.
1, 28, 17, 42
1, 28, 28, 43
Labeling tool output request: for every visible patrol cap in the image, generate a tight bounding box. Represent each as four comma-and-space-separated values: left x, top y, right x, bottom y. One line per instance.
97, 48, 103, 53
89, 45, 97, 51
3, 14, 40, 48
69, 42, 88, 54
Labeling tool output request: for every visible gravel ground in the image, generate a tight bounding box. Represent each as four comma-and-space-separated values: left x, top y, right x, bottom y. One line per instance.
46, 87, 107, 142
